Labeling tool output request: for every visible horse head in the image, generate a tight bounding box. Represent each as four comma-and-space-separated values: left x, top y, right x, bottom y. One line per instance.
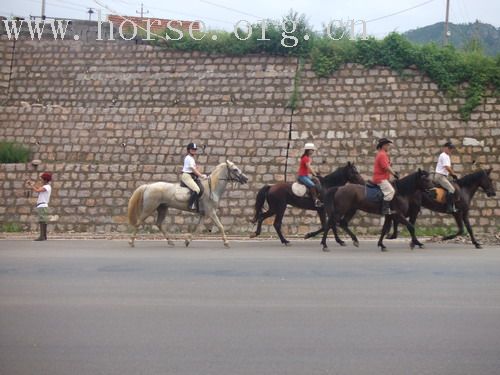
417, 168, 434, 191
225, 160, 249, 184
345, 162, 365, 184
481, 168, 496, 197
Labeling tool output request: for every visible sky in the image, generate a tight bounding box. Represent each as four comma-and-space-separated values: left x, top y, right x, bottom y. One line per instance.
1, 0, 499, 37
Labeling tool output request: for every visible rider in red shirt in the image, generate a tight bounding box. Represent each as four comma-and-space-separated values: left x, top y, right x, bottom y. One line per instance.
372, 138, 399, 215
297, 143, 322, 207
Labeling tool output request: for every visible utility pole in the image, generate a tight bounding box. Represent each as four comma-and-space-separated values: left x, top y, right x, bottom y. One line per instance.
444, 0, 450, 45
136, 3, 149, 18
41, 0, 46, 20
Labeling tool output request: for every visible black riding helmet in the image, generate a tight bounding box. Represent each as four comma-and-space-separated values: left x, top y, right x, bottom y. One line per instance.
187, 142, 198, 151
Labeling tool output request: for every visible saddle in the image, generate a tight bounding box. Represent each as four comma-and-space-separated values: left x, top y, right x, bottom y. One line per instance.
426, 187, 447, 204
365, 182, 384, 203
179, 177, 204, 198
291, 182, 308, 197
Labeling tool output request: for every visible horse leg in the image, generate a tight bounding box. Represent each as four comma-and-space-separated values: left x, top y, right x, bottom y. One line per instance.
442, 212, 464, 241
185, 215, 205, 247
378, 215, 393, 251
305, 208, 325, 239
463, 212, 481, 249
250, 210, 274, 238
395, 214, 421, 249
128, 204, 157, 247
156, 205, 174, 246
206, 209, 230, 248
339, 209, 359, 247
388, 218, 398, 239
129, 225, 138, 247
273, 208, 290, 246
321, 214, 333, 251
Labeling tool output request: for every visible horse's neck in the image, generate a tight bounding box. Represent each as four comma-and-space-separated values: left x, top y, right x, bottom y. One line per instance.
395, 174, 418, 196
205, 166, 228, 201
459, 179, 480, 204
323, 169, 346, 188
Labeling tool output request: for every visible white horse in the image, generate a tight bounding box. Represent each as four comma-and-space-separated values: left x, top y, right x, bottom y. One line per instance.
127, 160, 248, 248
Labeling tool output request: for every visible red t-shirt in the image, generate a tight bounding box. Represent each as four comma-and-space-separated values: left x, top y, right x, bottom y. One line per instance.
372, 149, 391, 184
298, 155, 311, 176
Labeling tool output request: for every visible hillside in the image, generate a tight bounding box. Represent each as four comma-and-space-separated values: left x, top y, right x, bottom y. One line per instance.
403, 21, 500, 55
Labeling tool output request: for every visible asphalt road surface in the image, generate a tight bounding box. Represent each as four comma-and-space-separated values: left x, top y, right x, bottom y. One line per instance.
1, 239, 500, 375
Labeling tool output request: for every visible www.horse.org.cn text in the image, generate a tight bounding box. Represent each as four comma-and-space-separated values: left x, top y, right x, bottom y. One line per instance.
1, 18, 368, 46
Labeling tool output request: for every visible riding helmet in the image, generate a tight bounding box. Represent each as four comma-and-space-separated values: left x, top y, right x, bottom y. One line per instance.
376, 138, 392, 149
187, 142, 198, 151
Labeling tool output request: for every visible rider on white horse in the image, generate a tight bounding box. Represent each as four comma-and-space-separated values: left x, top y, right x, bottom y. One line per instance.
181, 143, 207, 213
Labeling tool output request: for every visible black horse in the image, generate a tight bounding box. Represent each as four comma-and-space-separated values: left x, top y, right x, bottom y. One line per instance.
387, 168, 496, 249
251, 162, 365, 245
321, 169, 434, 251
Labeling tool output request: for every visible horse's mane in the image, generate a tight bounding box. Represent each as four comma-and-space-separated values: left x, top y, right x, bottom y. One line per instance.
456, 170, 486, 187
322, 165, 348, 186
395, 171, 420, 195
207, 162, 227, 193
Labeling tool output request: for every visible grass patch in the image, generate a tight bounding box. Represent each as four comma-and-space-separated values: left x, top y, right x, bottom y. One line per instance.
0, 141, 31, 163
0, 222, 24, 233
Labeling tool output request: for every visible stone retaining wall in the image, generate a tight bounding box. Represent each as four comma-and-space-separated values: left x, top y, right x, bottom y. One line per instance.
0, 35, 498, 236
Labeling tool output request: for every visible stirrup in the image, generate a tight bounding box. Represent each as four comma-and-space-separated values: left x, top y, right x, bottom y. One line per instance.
314, 199, 323, 208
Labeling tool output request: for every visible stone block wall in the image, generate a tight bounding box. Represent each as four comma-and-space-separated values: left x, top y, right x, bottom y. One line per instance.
0, 35, 498, 236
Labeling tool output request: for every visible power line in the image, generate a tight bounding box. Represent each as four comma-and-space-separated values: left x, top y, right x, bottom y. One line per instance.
18, 0, 89, 13
95, 0, 234, 25
199, 0, 263, 19
366, 0, 436, 23
52, 0, 93, 10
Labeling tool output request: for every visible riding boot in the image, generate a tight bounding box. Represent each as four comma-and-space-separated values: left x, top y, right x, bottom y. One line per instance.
446, 192, 457, 213
196, 195, 205, 216
34, 223, 46, 241
188, 191, 197, 210
381, 200, 392, 215
310, 187, 323, 207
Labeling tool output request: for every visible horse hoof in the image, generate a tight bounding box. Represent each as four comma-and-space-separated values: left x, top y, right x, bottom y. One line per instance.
353, 241, 359, 248
128, 240, 135, 248
475, 243, 483, 249
249, 232, 257, 239
380, 246, 388, 252
388, 235, 397, 240
283, 242, 291, 247
410, 243, 416, 250
185, 240, 190, 247
304, 233, 312, 239
322, 246, 330, 252
224, 242, 230, 248
168, 241, 175, 247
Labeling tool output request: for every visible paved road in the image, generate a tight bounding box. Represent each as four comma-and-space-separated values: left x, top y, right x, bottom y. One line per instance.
1, 239, 500, 375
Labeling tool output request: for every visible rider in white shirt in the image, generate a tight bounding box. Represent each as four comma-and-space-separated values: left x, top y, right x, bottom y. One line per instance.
181, 143, 207, 213
435, 141, 458, 213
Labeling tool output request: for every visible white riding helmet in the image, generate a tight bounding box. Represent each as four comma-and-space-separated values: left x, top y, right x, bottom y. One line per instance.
303, 142, 317, 151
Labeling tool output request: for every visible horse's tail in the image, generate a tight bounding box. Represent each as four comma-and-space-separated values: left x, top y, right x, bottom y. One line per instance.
128, 185, 147, 226
252, 185, 271, 223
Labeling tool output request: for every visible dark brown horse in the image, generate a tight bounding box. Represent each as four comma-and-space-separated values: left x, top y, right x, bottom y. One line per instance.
321, 169, 434, 251
387, 168, 496, 249
251, 162, 364, 245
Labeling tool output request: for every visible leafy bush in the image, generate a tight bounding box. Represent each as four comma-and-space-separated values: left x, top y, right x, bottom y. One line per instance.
0, 141, 31, 163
